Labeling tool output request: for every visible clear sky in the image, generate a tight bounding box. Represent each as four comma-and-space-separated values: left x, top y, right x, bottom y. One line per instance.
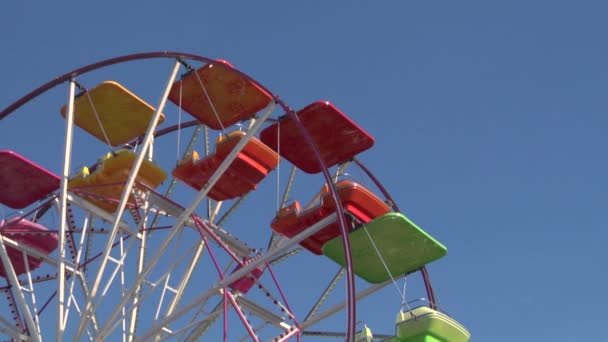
1, 1, 607, 341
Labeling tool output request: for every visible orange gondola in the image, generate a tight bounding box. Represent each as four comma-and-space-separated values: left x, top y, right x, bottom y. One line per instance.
173, 131, 279, 201
168, 60, 273, 130
271, 180, 390, 255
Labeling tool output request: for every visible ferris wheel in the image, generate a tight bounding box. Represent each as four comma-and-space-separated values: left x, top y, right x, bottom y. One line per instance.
0, 52, 470, 341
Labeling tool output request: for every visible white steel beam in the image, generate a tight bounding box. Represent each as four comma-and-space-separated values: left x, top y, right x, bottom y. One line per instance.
163, 241, 206, 318
0, 314, 28, 341
147, 190, 250, 255
21, 250, 41, 335
300, 281, 392, 330
57, 79, 76, 341
0, 240, 40, 342
0, 235, 80, 275
94, 103, 275, 341
235, 296, 286, 328
65, 214, 99, 333
76, 60, 181, 340
67, 194, 137, 236
134, 212, 338, 341
128, 203, 152, 341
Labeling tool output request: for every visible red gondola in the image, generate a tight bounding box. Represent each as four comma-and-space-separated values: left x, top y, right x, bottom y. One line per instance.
260, 101, 374, 174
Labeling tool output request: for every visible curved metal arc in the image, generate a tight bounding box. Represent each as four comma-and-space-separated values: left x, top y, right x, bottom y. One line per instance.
1, 52, 208, 120
283, 111, 357, 340
2, 51, 275, 122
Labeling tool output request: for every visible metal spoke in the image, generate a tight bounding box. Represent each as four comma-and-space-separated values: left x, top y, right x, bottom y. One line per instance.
76, 59, 181, 340
0, 240, 39, 341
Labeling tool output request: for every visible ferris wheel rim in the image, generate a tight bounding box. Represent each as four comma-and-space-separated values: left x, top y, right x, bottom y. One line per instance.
0, 51, 360, 340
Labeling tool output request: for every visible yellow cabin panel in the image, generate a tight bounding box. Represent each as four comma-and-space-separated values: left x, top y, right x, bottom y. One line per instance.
60, 81, 165, 146
68, 150, 167, 213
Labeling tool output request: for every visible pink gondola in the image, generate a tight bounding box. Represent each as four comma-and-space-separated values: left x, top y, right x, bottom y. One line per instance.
0, 218, 58, 277
0, 150, 60, 209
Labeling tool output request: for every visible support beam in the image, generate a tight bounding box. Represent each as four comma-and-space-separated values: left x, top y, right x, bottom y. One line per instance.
163, 241, 206, 318
0, 236, 80, 275
304, 268, 344, 321
134, 213, 338, 341
127, 207, 150, 341
0, 241, 40, 342
57, 79, 76, 341
300, 281, 392, 331
76, 60, 181, 340
67, 194, 137, 236
0, 314, 28, 341
95, 101, 275, 341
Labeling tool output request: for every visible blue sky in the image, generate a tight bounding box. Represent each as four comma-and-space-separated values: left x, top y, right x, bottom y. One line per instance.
1, 1, 607, 341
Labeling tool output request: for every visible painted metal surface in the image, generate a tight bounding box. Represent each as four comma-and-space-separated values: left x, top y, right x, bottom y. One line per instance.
60, 81, 165, 146
395, 306, 470, 342
68, 150, 167, 213
261, 101, 374, 174
168, 60, 273, 130
228, 256, 265, 294
0, 218, 58, 277
0, 150, 60, 209
271, 181, 389, 255
172, 131, 279, 200
323, 213, 447, 283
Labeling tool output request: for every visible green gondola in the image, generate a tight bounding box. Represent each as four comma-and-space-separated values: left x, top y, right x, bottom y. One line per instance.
395, 306, 470, 342
322, 213, 447, 283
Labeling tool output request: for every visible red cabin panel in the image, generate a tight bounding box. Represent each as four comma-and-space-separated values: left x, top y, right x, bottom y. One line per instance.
271, 181, 390, 255
260, 101, 375, 174
0, 218, 59, 277
173, 131, 279, 201
168, 60, 273, 130
0, 150, 60, 209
